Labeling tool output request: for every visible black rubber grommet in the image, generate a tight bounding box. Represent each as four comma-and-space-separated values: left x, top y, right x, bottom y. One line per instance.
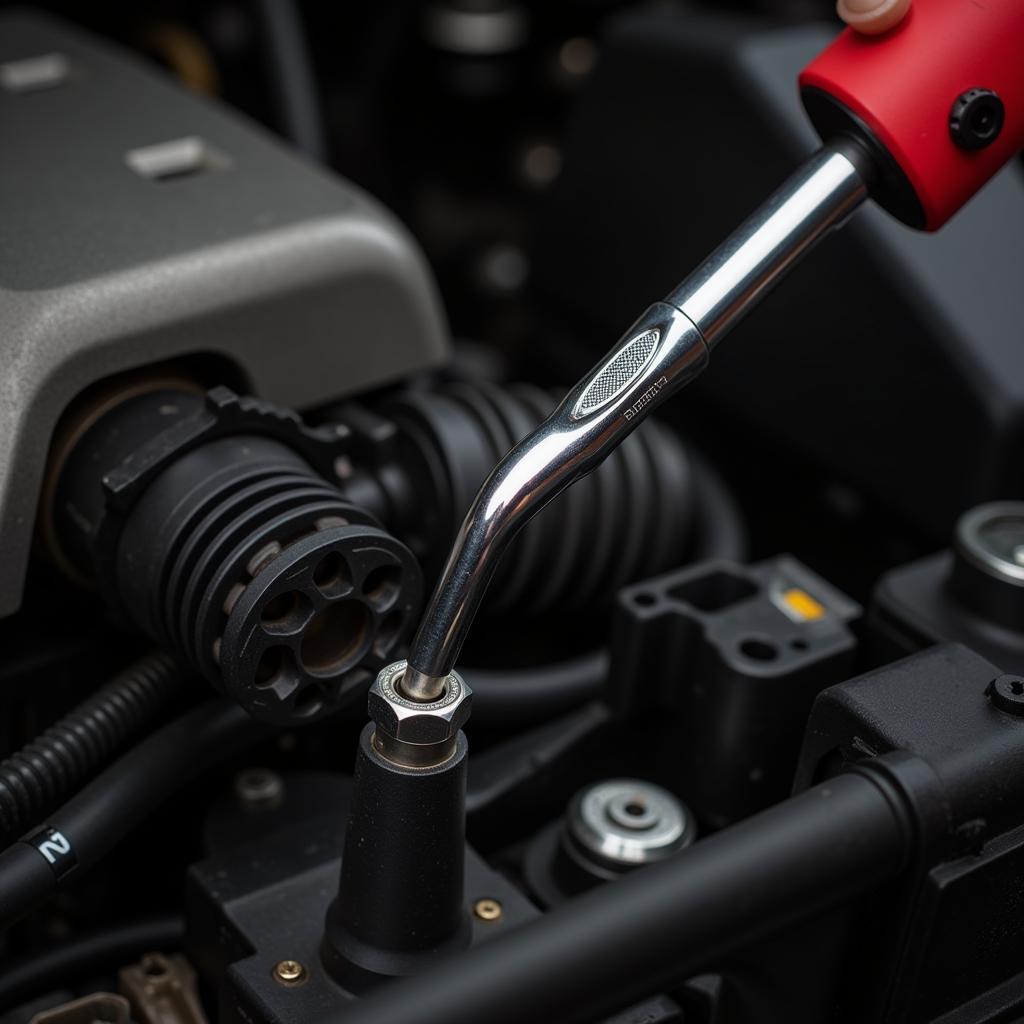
949, 88, 1004, 151
988, 675, 1024, 718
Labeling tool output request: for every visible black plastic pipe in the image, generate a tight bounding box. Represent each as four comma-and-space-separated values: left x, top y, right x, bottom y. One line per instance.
0, 700, 269, 931
333, 764, 914, 1024
463, 651, 609, 729
254, 0, 327, 161
688, 448, 749, 564
0, 915, 183, 1010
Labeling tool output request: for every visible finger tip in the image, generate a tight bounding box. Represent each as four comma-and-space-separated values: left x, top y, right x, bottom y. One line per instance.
837, 0, 911, 36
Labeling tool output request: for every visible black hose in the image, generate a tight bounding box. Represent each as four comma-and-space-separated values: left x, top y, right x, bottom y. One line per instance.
254, 0, 327, 161
328, 763, 913, 1024
0, 651, 192, 848
0, 915, 182, 1010
464, 652, 608, 729
688, 448, 749, 563
0, 700, 270, 932
466, 701, 611, 816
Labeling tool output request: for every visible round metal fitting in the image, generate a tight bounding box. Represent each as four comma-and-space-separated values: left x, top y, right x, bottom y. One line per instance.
989, 675, 1024, 718
949, 88, 1004, 151
955, 502, 1024, 587
368, 660, 472, 766
566, 779, 694, 872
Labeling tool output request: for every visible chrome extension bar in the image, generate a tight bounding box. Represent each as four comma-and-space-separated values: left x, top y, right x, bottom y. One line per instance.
402, 145, 868, 701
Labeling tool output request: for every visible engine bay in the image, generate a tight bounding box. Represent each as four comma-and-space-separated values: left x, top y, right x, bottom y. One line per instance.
1, 3, 1024, 1022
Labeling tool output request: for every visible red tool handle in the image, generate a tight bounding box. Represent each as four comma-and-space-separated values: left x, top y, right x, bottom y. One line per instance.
800, 0, 1024, 230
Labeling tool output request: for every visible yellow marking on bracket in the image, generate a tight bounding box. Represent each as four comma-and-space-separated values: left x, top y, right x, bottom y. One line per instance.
780, 587, 826, 622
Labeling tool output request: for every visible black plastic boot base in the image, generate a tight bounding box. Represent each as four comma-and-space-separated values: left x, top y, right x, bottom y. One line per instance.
186, 774, 538, 1024
320, 907, 473, 994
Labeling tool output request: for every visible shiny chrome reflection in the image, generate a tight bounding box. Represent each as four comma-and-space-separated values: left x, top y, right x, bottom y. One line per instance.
668, 146, 867, 348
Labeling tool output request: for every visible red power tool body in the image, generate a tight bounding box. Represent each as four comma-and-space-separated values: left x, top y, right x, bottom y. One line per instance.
800, 0, 1024, 229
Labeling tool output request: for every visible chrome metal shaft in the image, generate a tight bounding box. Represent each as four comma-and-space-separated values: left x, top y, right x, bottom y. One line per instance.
667, 146, 868, 348
402, 145, 868, 701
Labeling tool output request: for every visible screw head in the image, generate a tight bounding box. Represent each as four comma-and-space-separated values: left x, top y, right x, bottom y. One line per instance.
473, 898, 503, 922
950, 88, 1004, 151
273, 959, 308, 986
988, 675, 1024, 717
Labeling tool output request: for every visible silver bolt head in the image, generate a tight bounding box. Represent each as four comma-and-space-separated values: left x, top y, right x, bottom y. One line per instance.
367, 660, 472, 745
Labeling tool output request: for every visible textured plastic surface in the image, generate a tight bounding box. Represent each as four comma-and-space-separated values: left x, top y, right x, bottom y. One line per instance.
795, 644, 1024, 1020
0, 12, 447, 617
609, 555, 860, 827
871, 551, 1024, 674
324, 724, 469, 987
187, 775, 538, 1024
800, 0, 1024, 229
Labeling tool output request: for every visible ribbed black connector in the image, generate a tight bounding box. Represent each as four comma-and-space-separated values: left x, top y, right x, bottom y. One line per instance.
111, 432, 421, 724
0, 650, 188, 846
52, 387, 423, 726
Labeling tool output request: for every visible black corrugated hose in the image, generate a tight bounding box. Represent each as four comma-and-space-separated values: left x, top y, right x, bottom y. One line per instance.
0, 699, 268, 931
0, 651, 192, 849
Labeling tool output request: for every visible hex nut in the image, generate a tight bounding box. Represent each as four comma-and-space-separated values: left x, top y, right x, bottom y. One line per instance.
367, 660, 472, 745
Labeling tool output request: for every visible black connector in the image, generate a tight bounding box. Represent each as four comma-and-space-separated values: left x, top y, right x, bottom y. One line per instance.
322, 724, 470, 989
610, 556, 860, 827
50, 387, 422, 725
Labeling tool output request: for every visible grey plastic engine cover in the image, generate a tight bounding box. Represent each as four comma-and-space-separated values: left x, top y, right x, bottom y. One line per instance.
0, 12, 449, 617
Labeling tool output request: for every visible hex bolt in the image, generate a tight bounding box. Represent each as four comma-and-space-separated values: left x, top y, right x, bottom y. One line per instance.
988, 675, 1024, 717
273, 959, 308, 986
367, 660, 472, 767
473, 898, 503, 922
